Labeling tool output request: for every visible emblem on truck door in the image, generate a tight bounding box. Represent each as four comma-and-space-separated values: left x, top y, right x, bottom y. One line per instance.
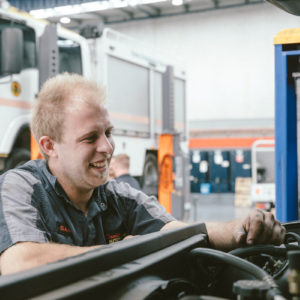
11, 81, 21, 96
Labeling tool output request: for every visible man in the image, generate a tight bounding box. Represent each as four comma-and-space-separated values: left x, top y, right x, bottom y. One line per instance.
0, 73, 285, 275
109, 154, 141, 190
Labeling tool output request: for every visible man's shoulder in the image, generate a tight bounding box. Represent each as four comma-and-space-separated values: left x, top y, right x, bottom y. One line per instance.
0, 160, 45, 187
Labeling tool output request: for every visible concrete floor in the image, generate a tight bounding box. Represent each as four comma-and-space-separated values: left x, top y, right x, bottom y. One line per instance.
187, 193, 252, 223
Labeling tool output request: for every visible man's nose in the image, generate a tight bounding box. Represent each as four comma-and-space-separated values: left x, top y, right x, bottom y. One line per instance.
96, 135, 114, 154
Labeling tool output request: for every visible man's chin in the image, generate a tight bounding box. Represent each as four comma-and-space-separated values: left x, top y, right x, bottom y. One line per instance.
91, 175, 108, 186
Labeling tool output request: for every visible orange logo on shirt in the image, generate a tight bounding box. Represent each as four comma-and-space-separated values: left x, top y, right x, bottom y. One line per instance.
105, 233, 125, 244
59, 225, 71, 233
59, 225, 71, 234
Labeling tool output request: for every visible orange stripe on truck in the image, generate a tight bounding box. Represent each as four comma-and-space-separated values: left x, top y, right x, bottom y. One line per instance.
0, 97, 31, 109
189, 137, 274, 149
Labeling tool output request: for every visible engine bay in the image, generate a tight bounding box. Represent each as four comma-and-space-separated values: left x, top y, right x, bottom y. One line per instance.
0, 221, 299, 299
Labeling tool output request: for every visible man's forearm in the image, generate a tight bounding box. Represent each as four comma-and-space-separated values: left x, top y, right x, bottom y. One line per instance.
160, 220, 187, 231
1, 242, 101, 275
161, 220, 238, 251
205, 220, 241, 251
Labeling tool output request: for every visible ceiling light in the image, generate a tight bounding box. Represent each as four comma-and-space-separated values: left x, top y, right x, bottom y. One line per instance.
172, 0, 183, 6
30, 8, 54, 18
60, 16, 71, 24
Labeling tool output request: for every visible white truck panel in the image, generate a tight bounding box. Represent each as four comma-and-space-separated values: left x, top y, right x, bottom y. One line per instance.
106, 55, 150, 134
0, 69, 38, 154
0, 113, 31, 154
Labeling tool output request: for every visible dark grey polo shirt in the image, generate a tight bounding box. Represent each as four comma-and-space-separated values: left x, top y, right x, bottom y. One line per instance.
0, 160, 175, 254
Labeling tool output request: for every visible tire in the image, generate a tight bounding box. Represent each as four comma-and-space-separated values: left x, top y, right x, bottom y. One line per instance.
142, 153, 158, 196
4, 148, 31, 172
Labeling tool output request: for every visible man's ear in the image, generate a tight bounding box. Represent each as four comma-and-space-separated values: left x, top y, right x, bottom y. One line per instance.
39, 136, 57, 158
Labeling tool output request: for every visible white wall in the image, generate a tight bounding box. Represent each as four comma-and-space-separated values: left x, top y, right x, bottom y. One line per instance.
109, 2, 300, 122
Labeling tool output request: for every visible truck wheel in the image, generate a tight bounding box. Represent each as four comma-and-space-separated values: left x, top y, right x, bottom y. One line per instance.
5, 148, 31, 171
142, 153, 158, 196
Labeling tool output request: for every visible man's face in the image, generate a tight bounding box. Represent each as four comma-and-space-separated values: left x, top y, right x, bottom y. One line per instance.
52, 97, 115, 193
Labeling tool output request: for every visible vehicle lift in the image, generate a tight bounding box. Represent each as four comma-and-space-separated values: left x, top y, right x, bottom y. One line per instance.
274, 28, 300, 222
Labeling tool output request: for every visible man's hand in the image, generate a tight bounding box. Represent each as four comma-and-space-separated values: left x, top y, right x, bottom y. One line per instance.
161, 211, 286, 251
233, 208, 285, 246
206, 209, 286, 251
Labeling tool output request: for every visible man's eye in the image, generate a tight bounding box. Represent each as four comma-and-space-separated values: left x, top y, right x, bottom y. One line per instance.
106, 131, 112, 137
85, 135, 97, 143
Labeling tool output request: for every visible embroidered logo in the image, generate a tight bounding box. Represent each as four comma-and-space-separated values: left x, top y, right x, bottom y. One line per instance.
105, 233, 125, 244
57, 223, 72, 236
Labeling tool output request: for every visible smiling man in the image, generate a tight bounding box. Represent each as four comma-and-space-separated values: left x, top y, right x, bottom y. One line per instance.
0, 73, 285, 275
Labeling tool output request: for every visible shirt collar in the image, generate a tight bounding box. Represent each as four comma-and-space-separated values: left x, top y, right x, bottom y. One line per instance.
39, 159, 108, 215
40, 160, 67, 199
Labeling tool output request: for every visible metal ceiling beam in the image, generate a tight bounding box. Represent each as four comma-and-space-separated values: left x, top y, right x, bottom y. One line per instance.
105, 0, 264, 24
10, 0, 265, 26
136, 5, 158, 17
145, 4, 161, 15
118, 8, 134, 19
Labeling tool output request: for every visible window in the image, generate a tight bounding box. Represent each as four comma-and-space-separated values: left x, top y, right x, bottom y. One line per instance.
58, 38, 82, 75
23, 28, 36, 69
0, 20, 37, 76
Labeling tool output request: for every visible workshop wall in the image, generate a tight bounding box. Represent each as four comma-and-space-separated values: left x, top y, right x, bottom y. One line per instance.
110, 2, 300, 122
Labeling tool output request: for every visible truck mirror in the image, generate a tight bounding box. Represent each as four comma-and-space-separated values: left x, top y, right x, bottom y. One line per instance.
1, 27, 23, 74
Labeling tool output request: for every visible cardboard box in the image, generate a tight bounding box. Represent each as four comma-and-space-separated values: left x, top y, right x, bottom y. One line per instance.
234, 177, 252, 207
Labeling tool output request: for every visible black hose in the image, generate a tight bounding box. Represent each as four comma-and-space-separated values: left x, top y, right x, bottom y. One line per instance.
229, 244, 300, 258
190, 247, 285, 299
285, 231, 300, 245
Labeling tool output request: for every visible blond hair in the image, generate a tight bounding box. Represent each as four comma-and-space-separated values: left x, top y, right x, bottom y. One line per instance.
31, 73, 106, 157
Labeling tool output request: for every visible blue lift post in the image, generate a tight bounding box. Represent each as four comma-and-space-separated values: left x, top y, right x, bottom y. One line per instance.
274, 29, 300, 222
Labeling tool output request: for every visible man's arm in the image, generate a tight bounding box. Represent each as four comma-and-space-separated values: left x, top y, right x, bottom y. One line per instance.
160, 209, 286, 251
0, 242, 100, 275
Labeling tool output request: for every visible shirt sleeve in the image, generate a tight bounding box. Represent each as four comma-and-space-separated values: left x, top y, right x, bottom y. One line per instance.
0, 170, 48, 254
109, 181, 176, 235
